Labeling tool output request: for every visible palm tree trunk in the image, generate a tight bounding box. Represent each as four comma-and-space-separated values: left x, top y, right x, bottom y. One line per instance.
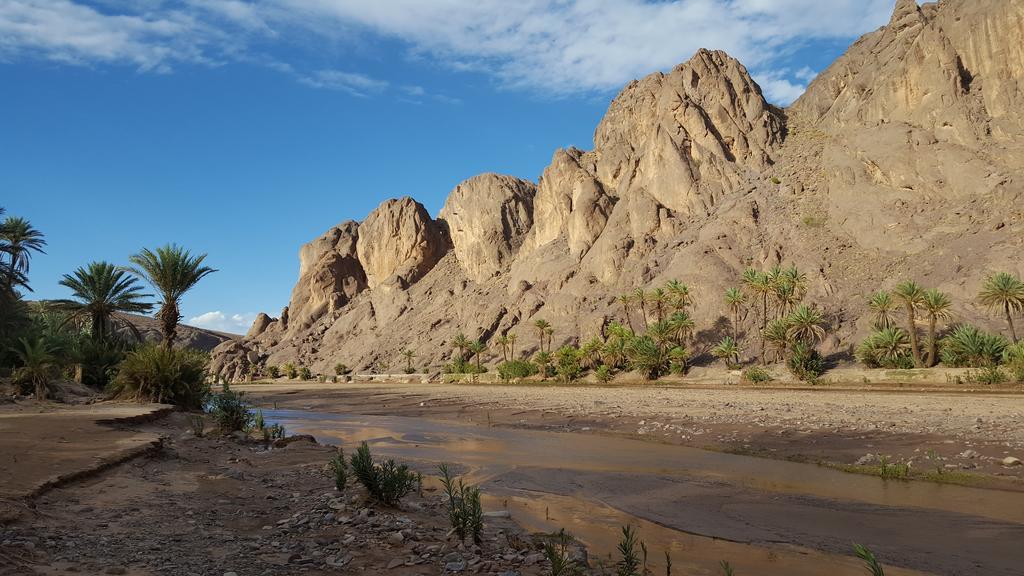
760, 294, 768, 365
733, 308, 739, 341
159, 301, 179, 351
511, 340, 515, 360
907, 306, 922, 368
926, 315, 938, 367
624, 306, 634, 333
1006, 303, 1019, 343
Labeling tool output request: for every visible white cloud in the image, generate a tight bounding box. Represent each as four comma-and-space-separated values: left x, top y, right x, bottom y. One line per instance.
0, 0, 902, 102
754, 68, 814, 106
187, 310, 257, 334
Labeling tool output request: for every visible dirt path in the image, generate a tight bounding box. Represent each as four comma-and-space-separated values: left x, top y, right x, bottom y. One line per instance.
240, 382, 1024, 484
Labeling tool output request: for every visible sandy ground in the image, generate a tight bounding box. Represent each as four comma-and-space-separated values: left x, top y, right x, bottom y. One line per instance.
240, 381, 1024, 484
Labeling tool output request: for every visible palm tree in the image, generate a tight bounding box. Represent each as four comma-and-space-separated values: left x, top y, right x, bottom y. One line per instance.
618, 294, 635, 332
647, 288, 668, 323
508, 333, 518, 360
724, 287, 746, 340
762, 319, 791, 362
894, 280, 926, 367
14, 337, 57, 400
401, 349, 415, 372
786, 305, 826, 345
127, 245, 216, 351
868, 291, 897, 330
665, 280, 691, 311
646, 320, 675, 355
544, 326, 554, 352
743, 268, 773, 363
625, 335, 668, 379
0, 216, 46, 292
467, 341, 486, 371
712, 336, 740, 368
580, 337, 604, 370
451, 332, 471, 362
533, 319, 551, 353
633, 288, 648, 328
496, 335, 511, 362
54, 262, 153, 340
979, 272, 1024, 342
772, 279, 801, 319
861, 327, 911, 368
921, 288, 952, 366
533, 350, 552, 379
667, 311, 695, 347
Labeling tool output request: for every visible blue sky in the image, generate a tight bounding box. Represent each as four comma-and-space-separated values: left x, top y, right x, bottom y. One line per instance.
0, 0, 903, 333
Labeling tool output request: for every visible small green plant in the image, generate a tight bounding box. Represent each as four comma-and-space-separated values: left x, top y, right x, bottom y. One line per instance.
252, 408, 265, 431
497, 359, 539, 381
329, 448, 348, 492
616, 525, 641, 576
543, 529, 583, 576
925, 449, 943, 476
742, 366, 773, 383
719, 561, 735, 576
349, 441, 419, 506
852, 544, 885, 576
208, 384, 253, 433
788, 342, 824, 381
966, 366, 1008, 385
188, 414, 205, 437
262, 423, 285, 441
877, 456, 911, 480
267, 365, 281, 378
333, 362, 350, 376
595, 364, 613, 384
770, 176, 781, 185
298, 366, 312, 380
283, 362, 298, 379
438, 463, 483, 544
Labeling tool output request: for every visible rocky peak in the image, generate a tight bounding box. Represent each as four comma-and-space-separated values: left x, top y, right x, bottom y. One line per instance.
439, 173, 537, 282
356, 197, 449, 289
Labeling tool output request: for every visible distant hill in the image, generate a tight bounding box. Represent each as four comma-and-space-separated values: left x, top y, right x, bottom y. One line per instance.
120, 313, 238, 352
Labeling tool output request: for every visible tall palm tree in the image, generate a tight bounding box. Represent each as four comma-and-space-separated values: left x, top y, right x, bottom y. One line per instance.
979, 272, 1024, 342
772, 279, 801, 319
496, 335, 511, 362
544, 326, 554, 352
451, 332, 470, 362
617, 294, 635, 332
508, 333, 517, 360
743, 268, 773, 364
786, 305, 826, 345
724, 287, 746, 340
14, 337, 57, 401
894, 280, 927, 367
54, 262, 153, 340
921, 288, 952, 366
401, 349, 416, 372
648, 288, 668, 323
868, 291, 897, 330
467, 340, 486, 371
762, 319, 791, 362
533, 319, 551, 353
0, 216, 46, 292
633, 288, 648, 328
127, 245, 216, 350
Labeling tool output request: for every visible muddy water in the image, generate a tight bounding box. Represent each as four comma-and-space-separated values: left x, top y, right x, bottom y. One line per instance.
264, 409, 1024, 576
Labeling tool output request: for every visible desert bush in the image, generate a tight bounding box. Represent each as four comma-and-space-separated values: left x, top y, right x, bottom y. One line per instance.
533, 352, 555, 378
298, 366, 312, 380
349, 441, 419, 505
668, 346, 689, 375
262, 423, 286, 441
329, 448, 348, 491
208, 384, 253, 432
334, 362, 350, 376
1003, 342, 1024, 383
877, 456, 910, 480
787, 342, 824, 382
444, 358, 487, 375
267, 365, 281, 378
742, 366, 773, 383
542, 529, 583, 576
497, 359, 538, 381
282, 362, 298, 379
595, 364, 613, 384
940, 325, 1008, 367
625, 336, 668, 379
439, 463, 483, 544
856, 327, 913, 369
556, 346, 583, 382
109, 344, 210, 409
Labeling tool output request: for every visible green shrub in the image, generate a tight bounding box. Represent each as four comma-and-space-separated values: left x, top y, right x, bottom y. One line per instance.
298, 366, 312, 380
443, 358, 487, 375
967, 366, 1008, 385
668, 346, 689, 375
940, 325, 1008, 367
625, 335, 668, 379
497, 359, 538, 381
329, 449, 348, 492
1003, 342, 1024, 383
109, 344, 210, 409
349, 441, 419, 506
533, 351, 555, 378
788, 342, 824, 381
252, 408, 265, 431
267, 365, 281, 378
334, 362, 350, 376
439, 463, 483, 544
595, 364, 613, 384
856, 328, 913, 369
283, 362, 298, 379
542, 529, 583, 576
262, 423, 285, 441
742, 366, 773, 383
616, 525, 641, 576
208, 384, 253, 432
555, 346, 583, 382
877, 456, 910, 480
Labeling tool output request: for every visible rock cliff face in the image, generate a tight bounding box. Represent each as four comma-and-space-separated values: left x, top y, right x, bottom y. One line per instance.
211, 0, 1024, 382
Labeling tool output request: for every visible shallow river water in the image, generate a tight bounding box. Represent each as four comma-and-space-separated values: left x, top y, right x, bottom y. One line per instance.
264, 409, 1024, 576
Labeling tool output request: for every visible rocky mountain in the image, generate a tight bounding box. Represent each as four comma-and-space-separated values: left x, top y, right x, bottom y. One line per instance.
121, 313, 237, 352
212, 0, 1024, 381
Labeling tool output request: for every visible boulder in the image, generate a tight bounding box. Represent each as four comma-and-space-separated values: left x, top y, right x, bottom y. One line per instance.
356, 197, 449, 289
